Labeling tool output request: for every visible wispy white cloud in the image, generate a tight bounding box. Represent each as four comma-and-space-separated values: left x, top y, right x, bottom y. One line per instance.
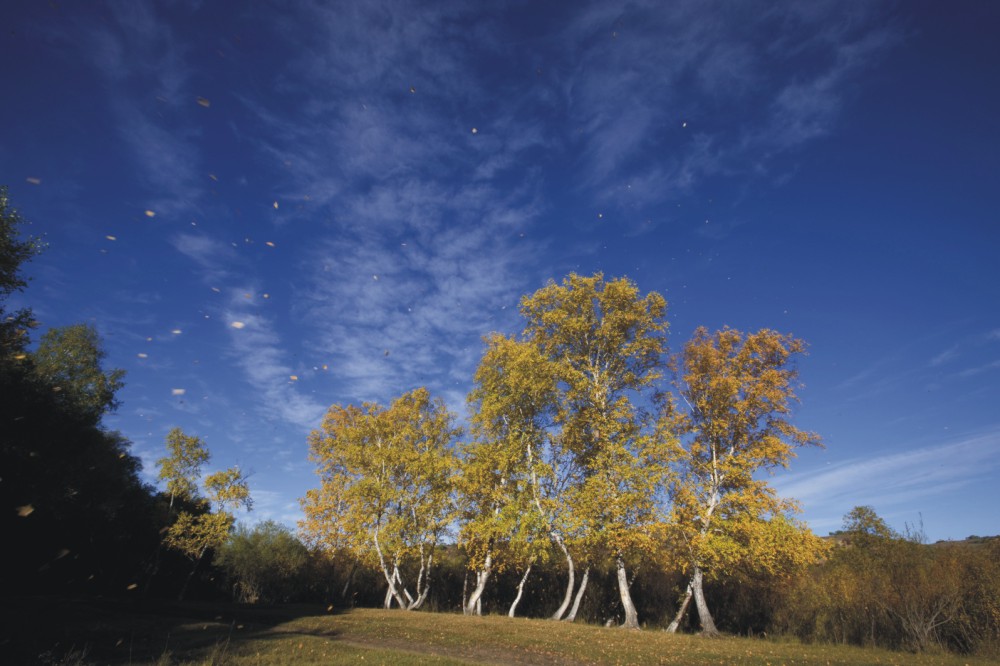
233, 2, 548, 405
554, 0, 900, 207
930, 345, 960, 367
114, 103, 203, 214
171, 233, 234, 267
774, 430, 1000, 519
299, 201, 536, 402
76, 2, 205, 214
956, 360, 1000, 379
139, 0, 902, 418
222, 304, 327, 429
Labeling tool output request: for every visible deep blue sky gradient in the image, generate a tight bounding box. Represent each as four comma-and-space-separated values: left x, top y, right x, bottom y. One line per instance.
2, 1, 998, 540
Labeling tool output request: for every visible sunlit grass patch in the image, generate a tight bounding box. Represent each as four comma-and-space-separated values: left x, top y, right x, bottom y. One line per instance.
10, 601, 996, 665
220, 608, 997, 666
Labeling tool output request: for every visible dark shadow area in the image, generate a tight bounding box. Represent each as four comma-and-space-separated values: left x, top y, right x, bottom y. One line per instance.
0, 596, 348, 665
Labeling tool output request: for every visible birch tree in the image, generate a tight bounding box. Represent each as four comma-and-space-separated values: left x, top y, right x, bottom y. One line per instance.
157, 427, 210, 509
662, 327, 822, 635
301, 387, 459, 611
515, 273, 670, 627
460, 334, 557, 615
161, 454, 252, 601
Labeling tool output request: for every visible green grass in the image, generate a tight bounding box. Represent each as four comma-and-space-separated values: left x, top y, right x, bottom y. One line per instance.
3, 599, 995, 665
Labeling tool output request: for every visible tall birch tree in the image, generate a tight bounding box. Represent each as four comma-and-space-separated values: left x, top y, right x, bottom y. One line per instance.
515, 273, 670, 627
460, 334, 557, 615
158, 427, 210, 509
662, 327, 822, 635
301, 387, 459, 610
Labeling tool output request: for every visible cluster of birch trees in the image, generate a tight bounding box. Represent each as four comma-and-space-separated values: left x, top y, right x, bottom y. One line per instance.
300, 273, 828, 631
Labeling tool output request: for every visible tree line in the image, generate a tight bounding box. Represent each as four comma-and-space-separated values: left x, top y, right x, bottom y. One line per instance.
295, 272, 999, 655
300, 272, 827, 633
3, 188, 997, 658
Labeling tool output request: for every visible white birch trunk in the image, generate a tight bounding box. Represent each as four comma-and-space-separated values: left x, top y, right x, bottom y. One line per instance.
616, 557, 640, 629
405, 552, 433, 610
508, 564, 532, 618
666, 582, 693, 633
691, 565, 719, 636
409, 585, 430, 610
550, 533, 575, 620
373, 533, 408, 609
464, 553, 492, 615
394, 565, 416, 608
564, 566, 590, 622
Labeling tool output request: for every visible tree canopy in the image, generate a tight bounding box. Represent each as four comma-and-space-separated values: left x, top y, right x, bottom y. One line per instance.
301, 387, 460, 610
461, 273, 671, 626
0, 185, 42, 359
158, 427, 211, 508
31, 324, 125, 424
662, 326, 825, 635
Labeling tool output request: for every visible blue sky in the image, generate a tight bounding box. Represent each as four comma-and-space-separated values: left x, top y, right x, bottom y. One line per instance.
3, 1, 998, 541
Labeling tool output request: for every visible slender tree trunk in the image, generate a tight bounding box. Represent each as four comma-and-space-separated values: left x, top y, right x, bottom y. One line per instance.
409, 577, 430, 610
409, 564, 425, 610
508, 564, 532, 617
407, 550, 434, 610
666, 582, 693, 633
393, 566, 419, 610
373, 534, 409, 609
565, 566, 590, 622
616, 557, 640, 629
691, 566, 719, 636
384, 584, 394, 609
464, 553, 492, 615
551, 534, 575, 620
409, 588, 430, 610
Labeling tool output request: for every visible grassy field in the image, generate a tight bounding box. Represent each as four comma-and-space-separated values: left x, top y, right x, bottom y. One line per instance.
2, 598, 995, 665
